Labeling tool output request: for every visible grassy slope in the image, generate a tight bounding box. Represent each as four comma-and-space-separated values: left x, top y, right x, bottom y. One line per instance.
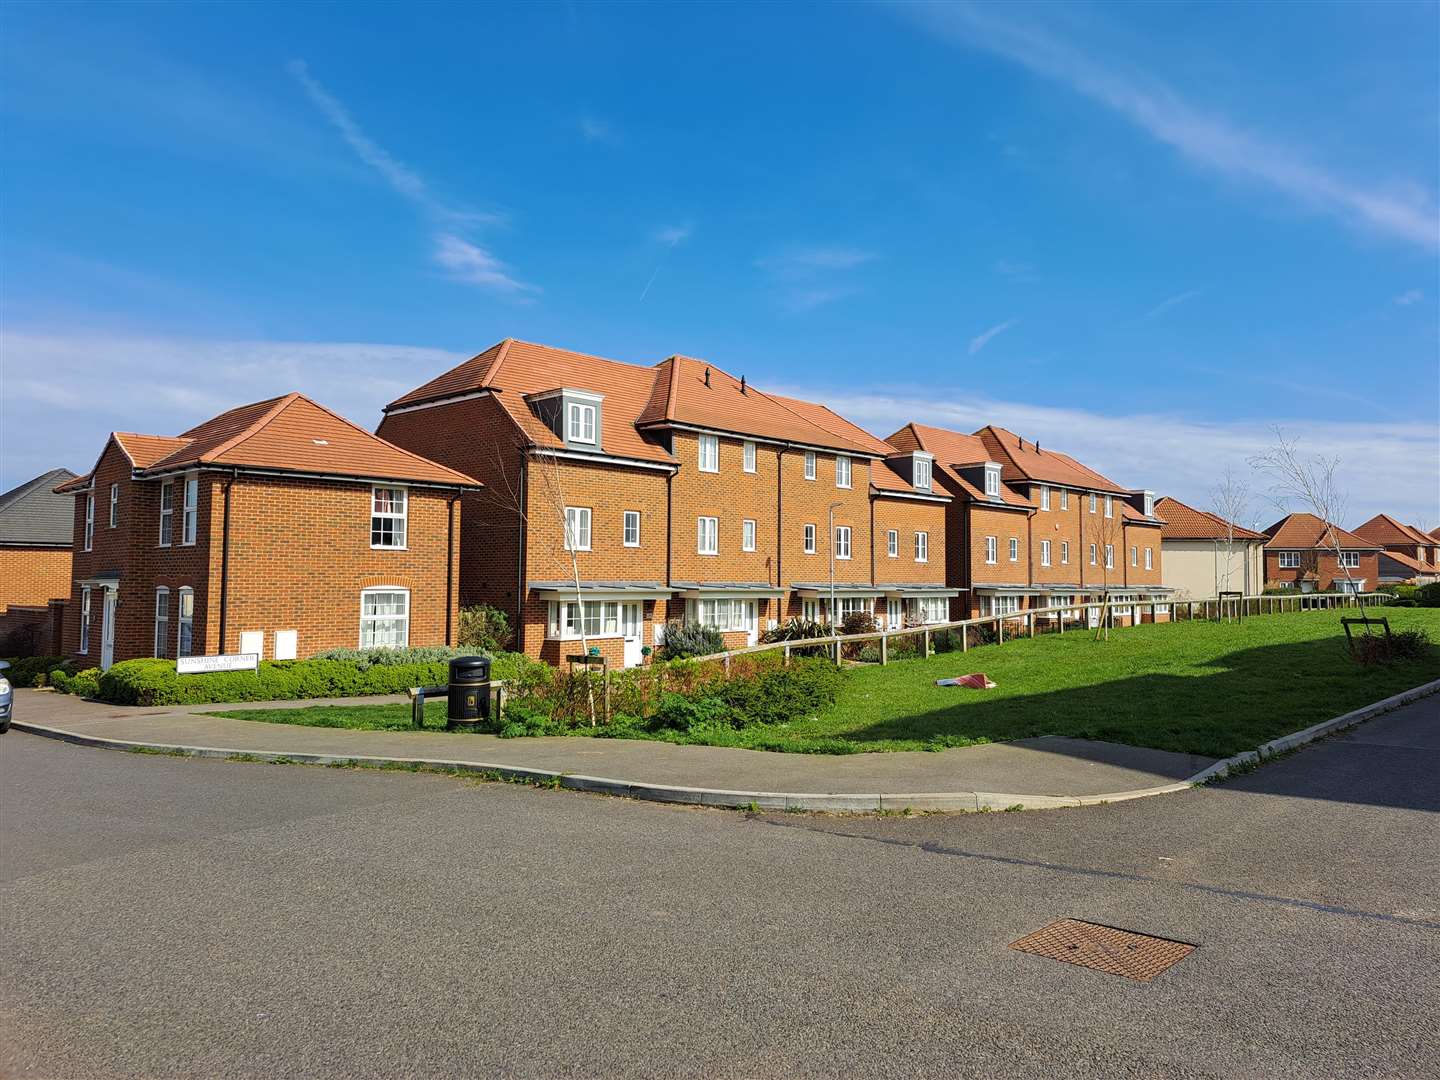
216, 609, 1440, 758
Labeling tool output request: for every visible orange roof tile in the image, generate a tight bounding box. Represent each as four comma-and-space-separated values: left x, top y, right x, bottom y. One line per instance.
1156, 496, 1266, 541
887, 423, 1032, 509
1264, 512, 1376, 550
127, 395, 479, 487
975, 425, 1132, 494
1352, 513, 1435, 549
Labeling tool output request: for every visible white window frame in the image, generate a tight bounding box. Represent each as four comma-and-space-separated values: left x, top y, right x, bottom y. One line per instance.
698, 433, 720, 473
1039, 485, 1050, 511
1131, 545, 1138, 567
803, 451, 817, 480
1089, 543, 1098, 565
370, 486, 408, 549
917, 596, 948, 624
564, 506, 592, 551
181, 475, 198, 546
984, 466, 1000, 497
1338, 550, 1361, 569
984, 594, 1021, 616
177, 586, 195, 658
83, 493, 94, 551
985, 536, 997, 564
834, 525, 852, 560
1040, 539, 1051, 567
1060, 489, 1069, 510
836, 597, 869, 621
691, 598, 757, 633
1061, 541, 1070, 565
1104, 495, 1113, 519
887, 529, 898, 558
835, 455, 852, 489
158, 481, 174, 547
1089, 493, 1098, 514
154, 588, 170, 658
804, 524, 816, 554
697, 515, 719, 555
742, 518, 757, 552
1009, 537, 1019, 562
1145, 547, 1154, 571
109, 483, 119, 528
743, 440, 757, 473
913, 457, 932, 492
1105, 544, 1115, 570
548, 599, 628, 640
915, 531, 929, 563
802, 599, 820, 622
79, 586, 91, 654
1277, 550, 1301, 569
622, 510, 641, 548
358, 586, 409, 649
567, 401, 597, 444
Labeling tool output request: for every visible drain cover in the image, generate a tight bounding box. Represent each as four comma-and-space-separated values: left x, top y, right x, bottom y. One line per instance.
1009, 919, 1195, 981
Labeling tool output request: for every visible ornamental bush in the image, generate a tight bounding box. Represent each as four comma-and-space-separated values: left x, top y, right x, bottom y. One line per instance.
657, 621, 723, 660
0, 656, 74, 688
457, 605, 513, 652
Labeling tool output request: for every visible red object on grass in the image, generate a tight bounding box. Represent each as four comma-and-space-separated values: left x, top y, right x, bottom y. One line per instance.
935, 673, 997, 689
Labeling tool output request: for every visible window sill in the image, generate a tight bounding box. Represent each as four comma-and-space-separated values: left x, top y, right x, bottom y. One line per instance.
698, 551, 719, 557
370, 545, 410, 551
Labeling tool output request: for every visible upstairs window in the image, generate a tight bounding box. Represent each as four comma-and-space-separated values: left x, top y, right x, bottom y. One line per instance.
803, 523, 817, 554
743, 440, 757, 473
1059, 489, 1069, 510
564, 506, 592, 551
835, 455, 852, 489
985, 536, 997, 564
370, 487, 407, 548
1061, 541, 1069, 564
1145, 547, 1154, 570
622, 511, 640, 547
1131, 546, 1138, 567
697, 516, 718, 555
698, 433, 719, 473
1089, 543, 1097, 565
1277, 551, 1301, 568
84, 494, 94, 551
915, 531, 928, 562
984, 466, 1000, 497
1039, 485, 1050, 511
803, 451, 817, 480
79, 586, 91, 653
1104, 495, 1113, 519
1009, 537, 1019, 562
742, 518, 757, 552
1040, 539, 1051, 567
181, 476, 198, 545
1144, 492, 1155, 517
109, 483, 119, 527
833, 525, 852, 560
1338, 550, 1361, 569
359, 588, 409, 649
1089, 493, 1098, 514
1105, 544, 1115, 570
913, 456, 932, 491
567, 402, 597, 444
887, 529, 898, 558
159, 481, 174, 546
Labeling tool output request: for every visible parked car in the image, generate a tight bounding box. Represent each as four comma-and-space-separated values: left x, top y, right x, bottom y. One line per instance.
0, 660, 11, 733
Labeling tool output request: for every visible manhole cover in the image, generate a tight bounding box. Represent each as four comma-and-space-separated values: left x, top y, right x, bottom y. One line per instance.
1009, 919, 1195, 981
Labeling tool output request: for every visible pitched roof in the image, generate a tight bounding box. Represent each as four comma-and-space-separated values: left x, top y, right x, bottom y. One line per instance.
54, 432, 191, 493
1352, 513, 1435, 549
1263, 512, 1376, 550
886, 423, 1033, 508
765, 395, 946, 497
1155, 496, 1266, 541
1379, 549, 1433, 575
975, 425, 1132, 494
0, 468, 78, 545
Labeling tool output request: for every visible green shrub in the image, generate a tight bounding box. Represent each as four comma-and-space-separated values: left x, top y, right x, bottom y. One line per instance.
311, 646, 471, 670
1389, 598, 1418, 608
657, 621, 723, 660
760, 617, 831, 643
653, 693, 736, 731
715, 657, 844, 727
1416, 582, 1440, 607
1389, 628, 1432, 661
458, 605, 512, 652
1, 656, 74, 688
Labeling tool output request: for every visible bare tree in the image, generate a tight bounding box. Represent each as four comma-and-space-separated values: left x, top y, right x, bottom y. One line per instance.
1209, 466, 1253, 607
1249, 427, 1364, 616
1091, 493, 1125, 641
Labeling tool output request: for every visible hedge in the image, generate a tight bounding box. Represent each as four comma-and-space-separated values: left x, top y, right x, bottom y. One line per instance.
0, 656, 77, 688
77, 650, 543, 706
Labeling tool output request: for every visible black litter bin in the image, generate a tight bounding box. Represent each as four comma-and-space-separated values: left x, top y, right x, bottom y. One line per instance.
448, 655, 492, 724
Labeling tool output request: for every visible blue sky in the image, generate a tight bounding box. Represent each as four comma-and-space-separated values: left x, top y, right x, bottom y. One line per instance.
3, 1, 1437, 527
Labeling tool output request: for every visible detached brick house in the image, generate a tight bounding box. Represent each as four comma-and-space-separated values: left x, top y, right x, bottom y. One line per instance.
1351, 514, 1440, 585
56, 394, 477, 670
885, 423, 1169, 624
1262, 513, 1379, 593
378, 339, 951, 667
0, 468, 77, 608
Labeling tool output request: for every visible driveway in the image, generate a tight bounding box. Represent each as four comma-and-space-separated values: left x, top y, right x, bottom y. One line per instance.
1, 695, 1436, 1078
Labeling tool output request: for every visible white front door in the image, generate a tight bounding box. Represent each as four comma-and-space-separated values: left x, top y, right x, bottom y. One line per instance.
1087, 602, 1101, 629
100, 588, 118, 671
744, 601, 759, 646
621, 603, 642, 668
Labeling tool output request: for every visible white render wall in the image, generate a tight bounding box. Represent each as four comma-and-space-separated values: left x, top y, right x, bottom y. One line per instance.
1161, 539, 1265, 599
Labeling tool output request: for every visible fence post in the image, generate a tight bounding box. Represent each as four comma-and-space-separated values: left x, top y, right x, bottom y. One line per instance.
783, 643, 791, 666
961, 625, 969, 652
997, 616, 1004, 644
923, 629, 932, 656
1189, 600, 1195, 621
880, 632, 888, 666
603, 668, 612, 724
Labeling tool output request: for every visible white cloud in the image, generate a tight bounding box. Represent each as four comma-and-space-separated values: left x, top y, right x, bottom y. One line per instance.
1393, 288, 1424, 306
772, 382, 1440, 528
432, 234, 538, 297
756, 246, 877, 310
579, 114, 616, 144
761, 247, 877, 273
968, 318, 1019, 355
0, 330, 466, 487
656, 225, 693, 248
895, 3, 1440, 251
289, 60, 523, 294
1143, 289, 1202, 320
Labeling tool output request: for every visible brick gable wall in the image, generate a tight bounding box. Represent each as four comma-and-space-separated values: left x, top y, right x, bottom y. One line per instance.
0, 547, 71, 608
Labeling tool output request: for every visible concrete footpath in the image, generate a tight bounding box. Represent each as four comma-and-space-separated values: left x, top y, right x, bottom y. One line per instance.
11, 680, 1438, 811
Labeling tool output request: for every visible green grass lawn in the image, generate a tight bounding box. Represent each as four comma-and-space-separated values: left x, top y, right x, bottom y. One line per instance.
216, 609, 1440, 758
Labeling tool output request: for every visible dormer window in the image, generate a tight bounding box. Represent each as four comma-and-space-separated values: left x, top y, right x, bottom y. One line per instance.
567, 401, 596, 444
984, 464, 1000, 498
1143, 491, 1155, 518
913, 452, 933, 492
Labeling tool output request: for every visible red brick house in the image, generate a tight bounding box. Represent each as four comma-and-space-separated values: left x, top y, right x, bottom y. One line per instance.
56, 394, 477, 670
885, 423, 1169, 625
377, 339, 951, 666
1262, 513, 1380, 593
1351, 514, 1440, 585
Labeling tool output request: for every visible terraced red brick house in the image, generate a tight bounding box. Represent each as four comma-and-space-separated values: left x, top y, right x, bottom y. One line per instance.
885, 422, 1169, 624
1262, 513, 1380, 594
377, 339, 951, 666
56, 394, 477, 670
1351, 514, 1440, 585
